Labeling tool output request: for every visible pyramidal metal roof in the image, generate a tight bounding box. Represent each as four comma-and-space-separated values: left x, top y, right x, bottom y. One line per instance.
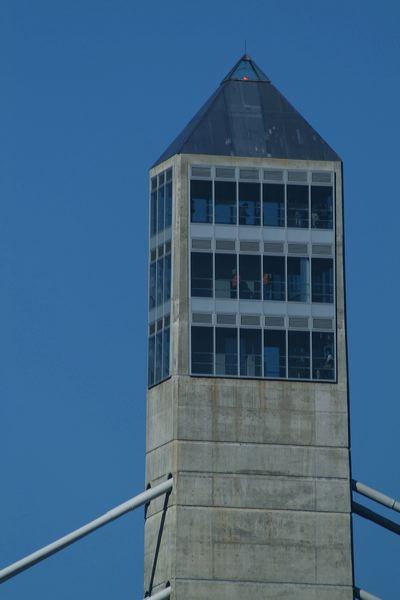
153, 55, 340, 167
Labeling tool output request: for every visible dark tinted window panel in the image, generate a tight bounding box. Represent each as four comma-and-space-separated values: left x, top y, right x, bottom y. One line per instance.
148, 336, 155, 386
215, 181, 237, 224
240, 329, 262, 377
239, 254, 261, 300
264, 330, 286, 378
157, 185, 165, 232
191, 180, 212, 223
162, 328, 171, 380
156, 257, 164, 306
287, 185, 309, 228
165, 181, 173, 229
263, 183, 284, 227
149, 262, 156, 310
239, 182, 261, 226
191, 252, 213, 297
287, 257, 309, 302
312, 332, 335, 380
191, 326, 214, 375
312, 258, 333, 303
288, 331, 310, 379
263, 256, 285, 301
164, 254, 172, 303
311, 186, 333, 229
216, 327, 238, 376
150, 191, 157, 236
215, 253, 237, 299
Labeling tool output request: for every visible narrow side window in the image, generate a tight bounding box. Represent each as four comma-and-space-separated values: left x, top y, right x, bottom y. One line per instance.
239, 182, 261, 226
191, 252, 213, 298
191, 180, 212, 223
311, 186, 333, 229
288, 331, 310, 379
263, 183, 284, 227
191, 326, 214, 375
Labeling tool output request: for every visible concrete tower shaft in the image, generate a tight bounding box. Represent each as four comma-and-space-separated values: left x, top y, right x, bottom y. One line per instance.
145, 56, 353, 600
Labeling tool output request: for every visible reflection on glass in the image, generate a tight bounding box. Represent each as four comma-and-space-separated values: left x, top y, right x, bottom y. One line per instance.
157, 185, 165, 232
165, 181, 173, 229
288, 331, 310, 379
312, 258, 333, 303
240, 329, 262, 376
287, 257, 309, 302
264, 330, 286, 378
311, 186, 333, 229
215, 181, 236, 224
191, 252, 213, 297
239, 183, 261, 226
191, 326, 213, 375
216, 327, 238, 375
239, 255, 261, 300
149, 262, 156, 309
287, 185, 309, 228
312, 332, 334, 380
151, 190, 157, 236
156, 257, 164, 306
263, 256, 285, 301
164, 254, 172, 303
263, 184, 284, 227
191, 180, 212, 223
215, 254, 237, 299
162, 328, 170, 380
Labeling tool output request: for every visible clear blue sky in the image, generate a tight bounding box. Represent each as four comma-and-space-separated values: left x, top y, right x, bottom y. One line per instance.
1, 1, 400, 598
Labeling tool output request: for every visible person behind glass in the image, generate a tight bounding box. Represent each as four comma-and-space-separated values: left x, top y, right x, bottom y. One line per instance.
263, 272, 271, 299
230, 269, 238, 298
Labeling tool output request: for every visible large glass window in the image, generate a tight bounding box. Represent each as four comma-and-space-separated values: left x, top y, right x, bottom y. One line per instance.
287, 185, 309, 228
156, 257, 164, 306
288, 331, 310, 379
216, 327, 238, 376
263, 184, 284, 227
162, 328, 170, 380
263, 256, 285, 301
264, 330, 286, 378
149, 262, 156, 310
191, 252, 213, 297
215, 181, 236, 224
215, 253, 237, 299
311, 186, 333, 229
287, 257, 309, 302
239, 255, 261, 300
239, 182, 261, 226
191, 180, 212, 223
191, 326, 213, 375
312, 332, 334, 380
240, 329, 262, 377
164, 253, 172, 303
312, 258, 333, 303
157, 183, 165, 233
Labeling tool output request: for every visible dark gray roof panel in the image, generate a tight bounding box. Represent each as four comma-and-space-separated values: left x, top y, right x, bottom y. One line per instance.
153, 56, 340, 167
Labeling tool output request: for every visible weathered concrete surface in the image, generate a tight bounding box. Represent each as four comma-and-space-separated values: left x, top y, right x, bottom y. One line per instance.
144, 155, 353, 599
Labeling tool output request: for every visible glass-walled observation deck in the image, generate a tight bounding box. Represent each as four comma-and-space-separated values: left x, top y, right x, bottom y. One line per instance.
189, 164, 336, 382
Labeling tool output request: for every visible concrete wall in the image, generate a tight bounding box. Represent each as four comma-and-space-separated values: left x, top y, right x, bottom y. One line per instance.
144, 155, 353, 599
